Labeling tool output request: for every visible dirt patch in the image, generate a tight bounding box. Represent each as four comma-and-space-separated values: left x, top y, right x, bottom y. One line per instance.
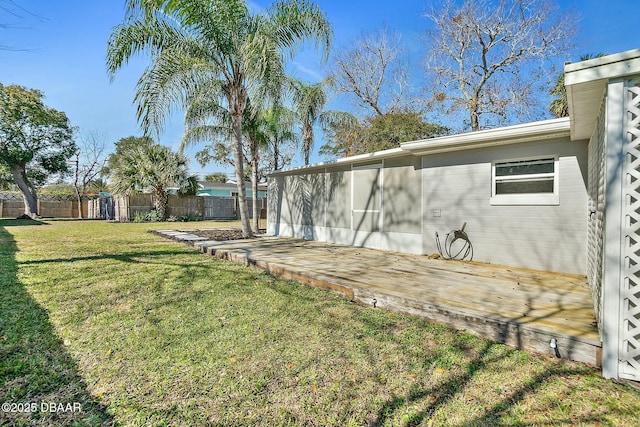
186, 229, 263, 241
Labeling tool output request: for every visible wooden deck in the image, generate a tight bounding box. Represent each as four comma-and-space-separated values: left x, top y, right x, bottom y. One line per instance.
153, 231, 601, 366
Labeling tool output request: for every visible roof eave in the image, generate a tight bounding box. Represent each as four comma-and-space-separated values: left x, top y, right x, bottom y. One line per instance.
400, 118, 572, 156
269, 147, 406, 176
566, 49, 640, 140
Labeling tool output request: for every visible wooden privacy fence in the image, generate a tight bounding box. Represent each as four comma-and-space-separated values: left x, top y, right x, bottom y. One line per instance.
87, 195, 267, 221
0, 193, 88, 218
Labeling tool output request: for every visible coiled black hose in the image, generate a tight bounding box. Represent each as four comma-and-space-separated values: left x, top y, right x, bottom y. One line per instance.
435, 222, 473, 261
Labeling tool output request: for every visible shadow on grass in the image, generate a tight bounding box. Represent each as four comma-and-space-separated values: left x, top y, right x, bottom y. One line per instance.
368, 325, 631, 427
0, 218, 48, 227
0, 224, 113, 426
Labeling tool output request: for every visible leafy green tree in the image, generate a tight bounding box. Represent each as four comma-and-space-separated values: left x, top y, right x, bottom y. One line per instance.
103, 136, 154, 176
320, 111, 448, 158
107, 0, 332, 237
88, 178, 110, 193
0, 164, 14, 190
0, 83, 75, 217
261, 106, 299, 171
290, 79, 327, 165
108, 142, 195, 220
242, 107, 268, 231
185, 93, 265, 231
318, 111, 362, 158
39, 183, 76, 196
361, 112, 448, 152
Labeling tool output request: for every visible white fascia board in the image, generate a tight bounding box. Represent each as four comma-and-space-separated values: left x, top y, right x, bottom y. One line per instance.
565, 49, 640, 140
564, 49, 640, 86
268, 147, 406, 176
400, 118, 571, 155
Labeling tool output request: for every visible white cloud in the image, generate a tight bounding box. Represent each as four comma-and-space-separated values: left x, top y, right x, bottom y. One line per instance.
291, 60, 324, 82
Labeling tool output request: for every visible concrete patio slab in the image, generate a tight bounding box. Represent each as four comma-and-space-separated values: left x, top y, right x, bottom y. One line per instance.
151, 230, 601, 366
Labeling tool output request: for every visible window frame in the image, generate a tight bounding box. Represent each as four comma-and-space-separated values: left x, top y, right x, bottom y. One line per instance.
490, 156, 559, 206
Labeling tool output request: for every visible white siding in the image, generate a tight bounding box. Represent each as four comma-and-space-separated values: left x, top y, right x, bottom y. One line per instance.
268, 137, 588, 274
268, 157, 424, 253
421, 137, 589, 275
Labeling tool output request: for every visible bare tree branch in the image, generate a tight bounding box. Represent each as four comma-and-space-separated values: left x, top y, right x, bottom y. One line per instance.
72, 131, 108, 218
329, 27, 413, 116
424, 0, 575, 131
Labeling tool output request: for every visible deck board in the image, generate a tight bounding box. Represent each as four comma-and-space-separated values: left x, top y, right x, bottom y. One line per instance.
153, 232, 601, 366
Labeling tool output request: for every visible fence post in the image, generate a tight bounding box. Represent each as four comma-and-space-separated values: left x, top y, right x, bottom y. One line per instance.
0, 199, 3, 218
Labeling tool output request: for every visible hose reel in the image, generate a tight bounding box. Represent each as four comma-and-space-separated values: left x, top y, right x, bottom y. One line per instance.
435, 222, 473, 261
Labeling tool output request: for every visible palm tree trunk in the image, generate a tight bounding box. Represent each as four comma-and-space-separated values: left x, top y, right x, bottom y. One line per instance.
251, 142, 259, 232
231, 124, 253, 238
10, 164, 39, 218
227, 85, 253, 238
273, 138, 280, 171
153, 187, 168, 220
303, 123, 313, 165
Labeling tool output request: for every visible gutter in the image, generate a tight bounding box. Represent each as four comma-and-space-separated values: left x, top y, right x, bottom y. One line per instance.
269, 117, 571, 177
400, 118, 571, 156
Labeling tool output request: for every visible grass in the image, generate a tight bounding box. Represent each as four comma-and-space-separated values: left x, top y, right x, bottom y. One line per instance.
1, 218, 639, 426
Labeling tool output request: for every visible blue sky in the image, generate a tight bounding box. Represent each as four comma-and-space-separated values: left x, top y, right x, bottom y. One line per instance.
1, 0, 638, 178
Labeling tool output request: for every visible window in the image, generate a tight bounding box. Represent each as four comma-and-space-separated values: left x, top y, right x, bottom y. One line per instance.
491, 157, 559, 205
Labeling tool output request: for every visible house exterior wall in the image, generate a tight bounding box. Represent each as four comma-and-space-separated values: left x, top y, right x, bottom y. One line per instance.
268, 136, 588, 275
267, 156, 424, 253
421, 137, 588, 274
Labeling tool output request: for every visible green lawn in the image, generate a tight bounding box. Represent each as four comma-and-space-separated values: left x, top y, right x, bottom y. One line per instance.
1, 219, 639, 426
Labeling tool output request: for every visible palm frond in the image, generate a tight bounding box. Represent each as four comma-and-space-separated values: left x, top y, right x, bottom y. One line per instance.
268, 0, 333, 62
107, 13, 187, 78
319, 110, 361, 131
182, 125, 232, 151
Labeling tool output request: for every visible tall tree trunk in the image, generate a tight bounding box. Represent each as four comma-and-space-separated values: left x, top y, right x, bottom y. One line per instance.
153, 187, 168, 220
72, 156, 83, 218
74, 187, 83, 219
73, 160, 83, 219
232, 118, 252, 237
227, 84, 252, 237
251, 138, 259, 232
470, 99, 480, 131
273, 138, 280, 171
10, 164, 39, 218
303, 122, 313, 165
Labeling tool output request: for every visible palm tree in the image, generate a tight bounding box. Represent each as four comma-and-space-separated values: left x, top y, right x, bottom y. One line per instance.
107, 0, 332, 237
262, 106, 299, 171
183, 92, 269, 233
290, 79, 328, 165
109, 143, 194, 220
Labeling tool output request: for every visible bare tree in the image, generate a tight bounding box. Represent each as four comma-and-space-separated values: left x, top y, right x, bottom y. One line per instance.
71, 131, 107, 218
424, 0, 574, 131
329, 28, 411, 117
